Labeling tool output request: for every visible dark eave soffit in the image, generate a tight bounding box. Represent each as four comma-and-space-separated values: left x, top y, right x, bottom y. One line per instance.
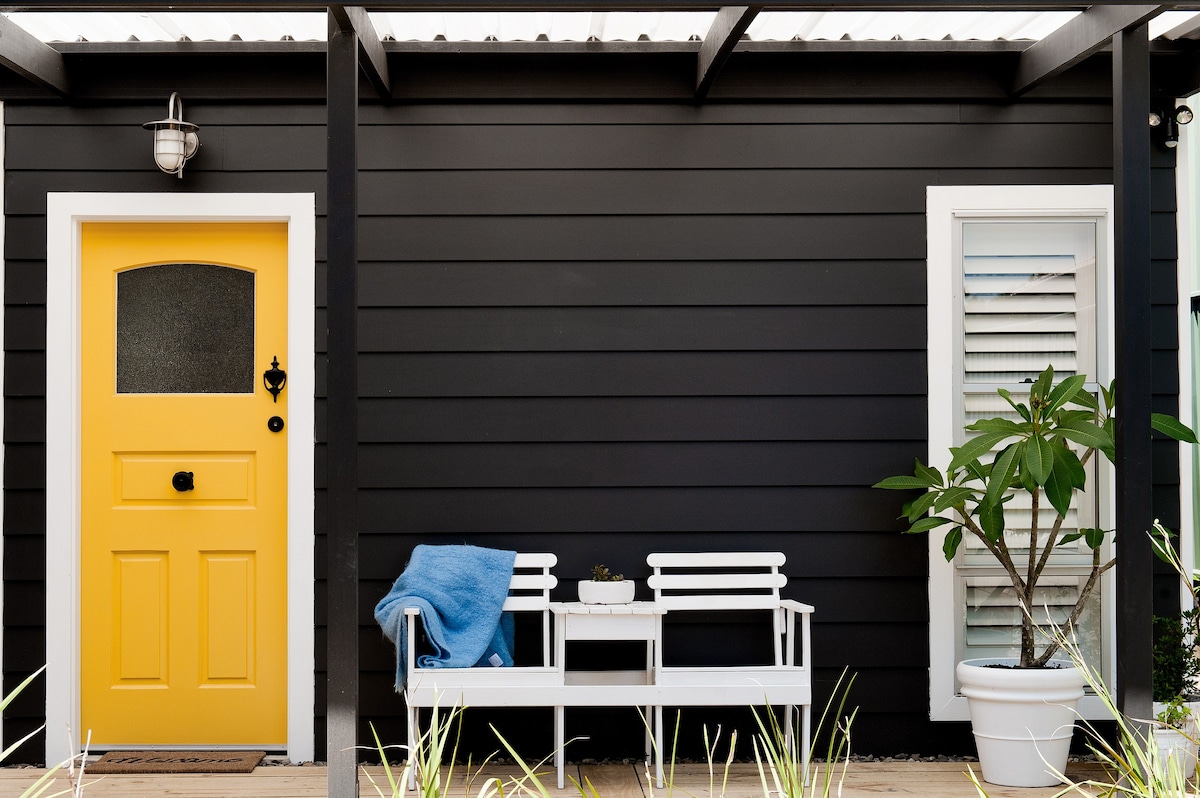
1012, 3, 1166, 94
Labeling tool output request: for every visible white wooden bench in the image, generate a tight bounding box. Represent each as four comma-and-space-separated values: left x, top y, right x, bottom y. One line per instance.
647, 552, 815, 783
400, 550, 814, 791
403, 553, 559, 789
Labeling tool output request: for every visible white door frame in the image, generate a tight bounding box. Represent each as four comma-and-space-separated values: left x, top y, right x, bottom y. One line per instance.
44, 193, 316, 764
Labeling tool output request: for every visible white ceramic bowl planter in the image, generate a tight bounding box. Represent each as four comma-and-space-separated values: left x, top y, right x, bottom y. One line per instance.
577, 579, 636, 604
956, 659, 1085, 788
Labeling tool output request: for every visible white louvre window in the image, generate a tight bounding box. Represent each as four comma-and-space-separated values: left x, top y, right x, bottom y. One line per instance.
958, 221, 1100, 571
926, 185, 1114, 722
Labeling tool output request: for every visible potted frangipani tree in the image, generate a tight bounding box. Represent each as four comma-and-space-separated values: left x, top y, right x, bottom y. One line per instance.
876, 365, 1197, 787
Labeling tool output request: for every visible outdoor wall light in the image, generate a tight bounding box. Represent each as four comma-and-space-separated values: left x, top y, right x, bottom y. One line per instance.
1150, 104, 1193, 149
143, 92, 199, 177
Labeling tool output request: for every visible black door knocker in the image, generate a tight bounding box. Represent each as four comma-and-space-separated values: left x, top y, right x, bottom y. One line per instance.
263, 356, 287, 402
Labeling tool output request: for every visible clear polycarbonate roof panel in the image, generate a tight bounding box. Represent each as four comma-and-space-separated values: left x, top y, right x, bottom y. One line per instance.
4, 9, 1199, 44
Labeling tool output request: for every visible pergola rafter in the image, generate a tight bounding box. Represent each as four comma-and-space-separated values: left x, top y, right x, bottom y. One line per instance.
329, 4, 392, 99
695, 5, 759, 98
1012, 4, 1166, 94
0, 14, 69, 96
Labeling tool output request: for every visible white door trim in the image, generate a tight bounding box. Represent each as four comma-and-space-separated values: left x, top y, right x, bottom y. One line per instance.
44, 193, 316, 764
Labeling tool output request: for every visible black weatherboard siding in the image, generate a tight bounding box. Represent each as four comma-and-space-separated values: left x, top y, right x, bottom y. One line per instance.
0, 46, 1182, 763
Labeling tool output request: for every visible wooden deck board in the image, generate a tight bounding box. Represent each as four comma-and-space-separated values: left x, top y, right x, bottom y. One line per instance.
0, 761, 1110, 798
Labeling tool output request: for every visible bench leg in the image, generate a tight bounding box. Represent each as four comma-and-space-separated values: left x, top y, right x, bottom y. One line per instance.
654, 706, 664, 788
555, 705, 565, 790
407, 704, 418, 792
801, 703, 812, 788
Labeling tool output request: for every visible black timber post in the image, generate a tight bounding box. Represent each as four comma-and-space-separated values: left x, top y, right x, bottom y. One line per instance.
1113, 22, 1154, 726
326, 9, 360, 797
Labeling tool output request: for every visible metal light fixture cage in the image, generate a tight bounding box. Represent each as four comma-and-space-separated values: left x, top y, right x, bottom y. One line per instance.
143, 92, 200, 177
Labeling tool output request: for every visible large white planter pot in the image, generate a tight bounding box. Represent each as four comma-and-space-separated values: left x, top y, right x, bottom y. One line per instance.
957, 658, 1084, 788
577, 580, 635, 604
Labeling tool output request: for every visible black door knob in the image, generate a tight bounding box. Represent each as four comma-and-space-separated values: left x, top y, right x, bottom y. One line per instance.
172, 471, 194, 492
268, 416, 285, 433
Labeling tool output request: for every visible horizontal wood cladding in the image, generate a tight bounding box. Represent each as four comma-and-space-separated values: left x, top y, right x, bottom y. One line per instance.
3, 92, 1146, 761
349, 487, 932, 537
358, 306, 925, 352
352, 351, 929, 397
357, 396, 927, 442
358, 261, 926, 306
357, 441, 920, 488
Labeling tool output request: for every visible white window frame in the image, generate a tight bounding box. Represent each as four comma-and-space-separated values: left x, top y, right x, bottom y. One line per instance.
927, 184, 1116, 721
1178, 93, 1199, 578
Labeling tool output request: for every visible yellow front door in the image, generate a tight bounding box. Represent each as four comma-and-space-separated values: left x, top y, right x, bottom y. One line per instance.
80, 222, 289, 746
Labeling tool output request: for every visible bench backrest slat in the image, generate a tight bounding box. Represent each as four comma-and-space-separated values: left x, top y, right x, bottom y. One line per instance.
504, 553, 558, 610
647, 552, 785, 569
648, 573, 786, 592
648, 551, 786, 609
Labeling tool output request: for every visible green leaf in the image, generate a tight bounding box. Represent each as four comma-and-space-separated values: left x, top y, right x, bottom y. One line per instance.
1033, 365, 1054, 404
1055, 417, 1114, 452
1058, 531, 1084, 546
1152, 413, 1199, 444
906, 515, 954, 534
1102, 380, 1115, 413
1045, 374, 1086, 415
1043, 449, 1075, 518
963, 460, 989, 483
1069, 386, 1099, 411
942, 527, 964, 561
1151, 532, 1177, 564
1023, 434, 1055, 486
997, 388, 1032, 422
933, 485, 976, 513
874, 475, 931, 491
983, 443, 1021, 511
1054, 444, 1086, 489
966, 417, 1026, 435
1083, 527, 1107, 550
914, 459, 945, 487
949, 432, 1013, 472
978, 497, 1005, 543
904, 490, 938, 522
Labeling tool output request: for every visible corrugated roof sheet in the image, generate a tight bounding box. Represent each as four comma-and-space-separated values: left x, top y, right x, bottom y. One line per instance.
4, 10, 1199, 44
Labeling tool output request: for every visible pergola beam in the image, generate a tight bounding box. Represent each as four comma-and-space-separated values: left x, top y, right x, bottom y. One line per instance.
0, 14, 69, 96
696, 5, 759, 99
329, 4, 391, 99
1011, 4, 1165, 96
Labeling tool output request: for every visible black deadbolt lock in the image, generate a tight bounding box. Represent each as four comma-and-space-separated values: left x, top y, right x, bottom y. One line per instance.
268, 416, 285, 433
172, 471, 195, 492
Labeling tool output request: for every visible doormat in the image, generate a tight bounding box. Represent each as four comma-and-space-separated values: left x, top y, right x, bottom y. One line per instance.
87, 751, 266, 774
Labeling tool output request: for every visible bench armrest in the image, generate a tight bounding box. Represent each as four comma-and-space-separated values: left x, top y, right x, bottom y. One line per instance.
777, 600, 813, 670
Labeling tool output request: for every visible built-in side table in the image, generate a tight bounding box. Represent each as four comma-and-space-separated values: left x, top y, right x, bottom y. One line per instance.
549, 601, 666, 788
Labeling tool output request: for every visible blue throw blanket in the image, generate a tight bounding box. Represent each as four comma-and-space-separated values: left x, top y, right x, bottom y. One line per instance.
375, 544, 518, 689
